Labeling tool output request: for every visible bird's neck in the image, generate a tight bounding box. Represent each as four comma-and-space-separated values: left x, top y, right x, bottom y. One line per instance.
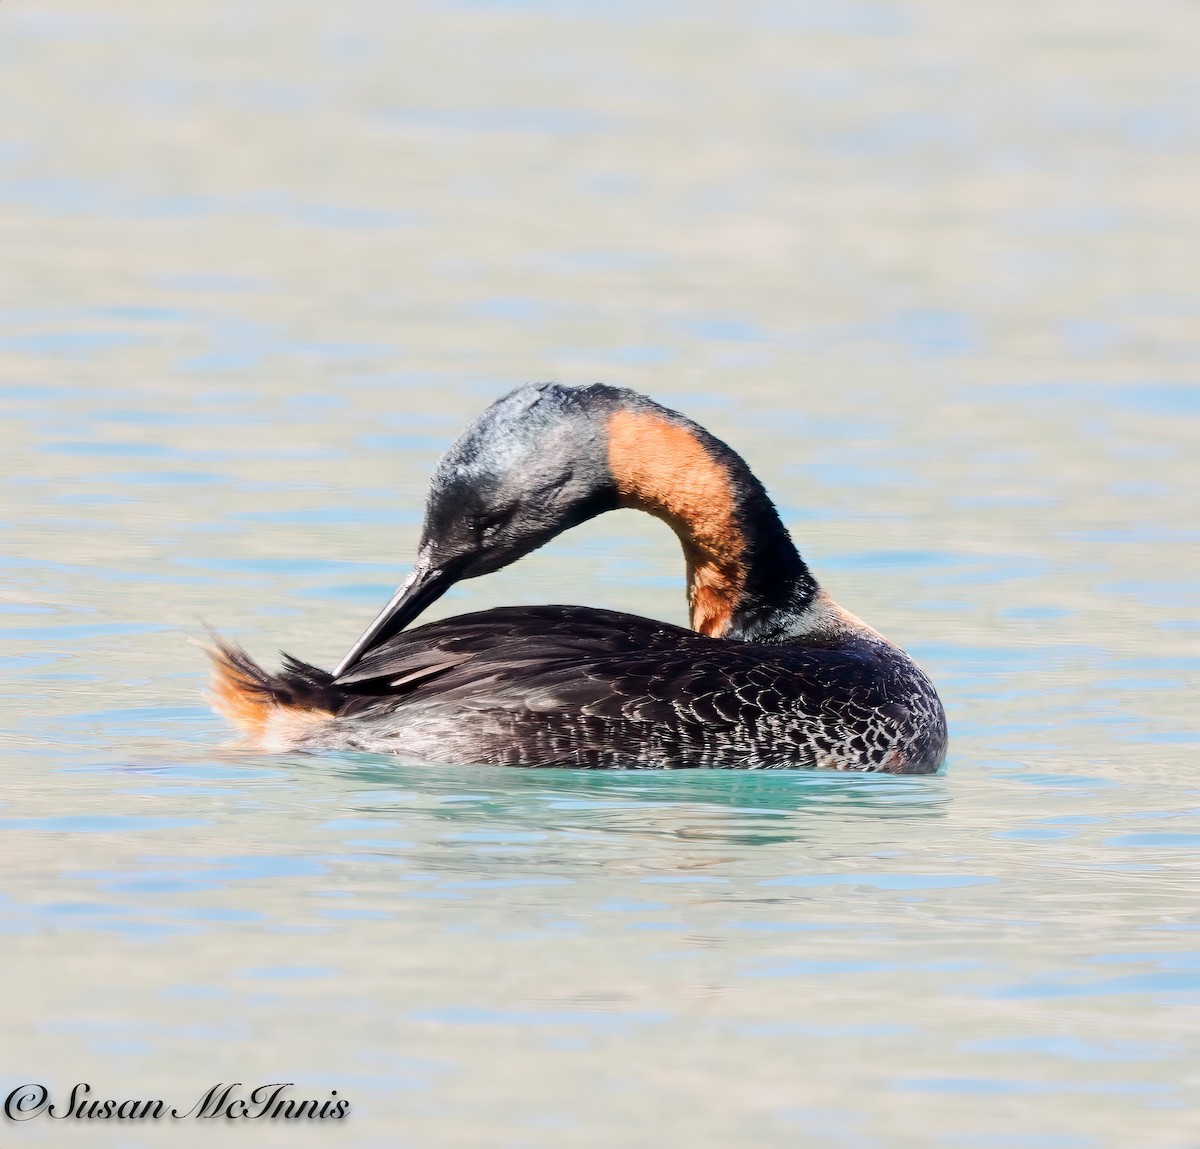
604, 404, 818, 642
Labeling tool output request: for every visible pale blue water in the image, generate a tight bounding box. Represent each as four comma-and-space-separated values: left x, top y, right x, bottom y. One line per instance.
2, 2, 1199, 1146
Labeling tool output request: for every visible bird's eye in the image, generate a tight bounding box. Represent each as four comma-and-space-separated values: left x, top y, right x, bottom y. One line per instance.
470, 509, 510, 541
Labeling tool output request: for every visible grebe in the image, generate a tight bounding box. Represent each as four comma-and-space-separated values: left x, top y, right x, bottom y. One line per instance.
207, 384, 947, 772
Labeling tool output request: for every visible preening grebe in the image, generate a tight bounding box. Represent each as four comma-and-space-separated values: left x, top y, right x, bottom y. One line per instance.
207, 383, 947, 772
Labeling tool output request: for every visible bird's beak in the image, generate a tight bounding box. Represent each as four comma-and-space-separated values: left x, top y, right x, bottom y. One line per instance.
332, 550, 450, 679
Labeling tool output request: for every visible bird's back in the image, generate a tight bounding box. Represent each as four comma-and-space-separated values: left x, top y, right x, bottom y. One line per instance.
258, 605, 947, 772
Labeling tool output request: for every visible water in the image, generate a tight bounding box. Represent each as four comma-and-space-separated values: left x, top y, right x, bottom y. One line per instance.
2, 1, 1199, 1145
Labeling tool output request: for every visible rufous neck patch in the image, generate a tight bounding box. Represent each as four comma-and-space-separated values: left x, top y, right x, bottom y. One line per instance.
606, 408, 747, 637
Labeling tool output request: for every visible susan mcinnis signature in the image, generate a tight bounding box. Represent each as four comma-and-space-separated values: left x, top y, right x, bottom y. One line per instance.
4, 1082, 349, 1121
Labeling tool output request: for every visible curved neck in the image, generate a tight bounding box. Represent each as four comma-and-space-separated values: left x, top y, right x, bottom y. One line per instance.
601, 397, 818, 641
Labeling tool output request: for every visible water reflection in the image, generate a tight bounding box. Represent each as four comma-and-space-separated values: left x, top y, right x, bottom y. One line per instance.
313, 751, 949, 841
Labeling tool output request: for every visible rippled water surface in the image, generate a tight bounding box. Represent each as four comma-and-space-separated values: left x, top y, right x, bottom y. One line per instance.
3, 2, 1199, 1146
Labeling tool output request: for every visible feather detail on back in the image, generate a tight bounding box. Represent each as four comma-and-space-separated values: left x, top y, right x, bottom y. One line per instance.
199, 605, 946, 771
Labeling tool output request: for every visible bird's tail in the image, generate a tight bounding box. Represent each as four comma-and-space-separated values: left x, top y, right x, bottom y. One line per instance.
201, 632, 340, 750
